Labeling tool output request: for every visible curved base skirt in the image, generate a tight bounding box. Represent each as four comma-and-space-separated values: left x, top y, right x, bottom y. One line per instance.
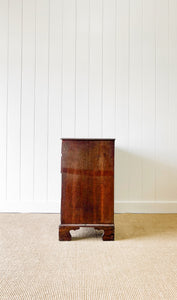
59, 224, 114, 241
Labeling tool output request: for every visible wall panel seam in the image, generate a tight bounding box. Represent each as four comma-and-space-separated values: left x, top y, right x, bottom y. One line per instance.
74, 0, 77, 137
101, 0, 103, 138
5, 0, 10, 203
61, 0, 63, 137
33, 0, 37, 203
46, 0, 50, 203
19, 0, 23, 204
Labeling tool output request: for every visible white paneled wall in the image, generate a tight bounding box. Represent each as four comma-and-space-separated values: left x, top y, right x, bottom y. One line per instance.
0, 0, 177, 213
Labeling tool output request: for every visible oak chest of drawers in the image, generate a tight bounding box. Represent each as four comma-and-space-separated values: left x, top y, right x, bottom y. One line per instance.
59, 138, 115, 241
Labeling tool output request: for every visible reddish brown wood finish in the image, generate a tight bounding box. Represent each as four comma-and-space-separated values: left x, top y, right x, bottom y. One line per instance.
59, 139, 115, 241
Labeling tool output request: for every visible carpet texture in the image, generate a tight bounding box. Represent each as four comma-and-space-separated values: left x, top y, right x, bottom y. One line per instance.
0, 213, 177, 300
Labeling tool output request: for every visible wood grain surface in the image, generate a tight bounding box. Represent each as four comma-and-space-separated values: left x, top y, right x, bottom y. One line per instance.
59, 139, 115, 240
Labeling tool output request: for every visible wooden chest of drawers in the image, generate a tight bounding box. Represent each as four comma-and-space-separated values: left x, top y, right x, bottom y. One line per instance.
59, 139, 115, 241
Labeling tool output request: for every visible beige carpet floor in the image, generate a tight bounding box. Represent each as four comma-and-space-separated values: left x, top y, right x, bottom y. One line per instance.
0, 214, 177, 300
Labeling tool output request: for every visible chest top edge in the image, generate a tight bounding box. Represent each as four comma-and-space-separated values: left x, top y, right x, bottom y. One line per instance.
61, 138, 115, 141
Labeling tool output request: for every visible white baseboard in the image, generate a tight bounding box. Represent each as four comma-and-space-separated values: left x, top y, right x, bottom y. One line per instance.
115, 201, 177, 213
1, 201, 177, 214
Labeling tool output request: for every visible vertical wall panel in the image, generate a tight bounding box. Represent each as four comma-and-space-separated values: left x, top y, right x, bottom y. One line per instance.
89, 0, 102, 137
75, 0, 89, 137
62, 0, 76, 137
6, 0, 22, 204
168, 0, 177, 200
21, 0, 36, 204
156, 0, 169, 201
102, 0, 116, 137
34, 0, 49, 203
0, 0, 8, 205
47, 0, 62, 206
115, 0, 130, 203
129, 0, 142, 201
142, 0, 156, 202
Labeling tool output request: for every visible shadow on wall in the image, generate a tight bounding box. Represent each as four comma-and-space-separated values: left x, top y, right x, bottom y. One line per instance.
115, 148, 177, 202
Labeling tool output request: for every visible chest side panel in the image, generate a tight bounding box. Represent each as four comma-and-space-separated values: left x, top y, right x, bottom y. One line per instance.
61, 140, 114, 224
